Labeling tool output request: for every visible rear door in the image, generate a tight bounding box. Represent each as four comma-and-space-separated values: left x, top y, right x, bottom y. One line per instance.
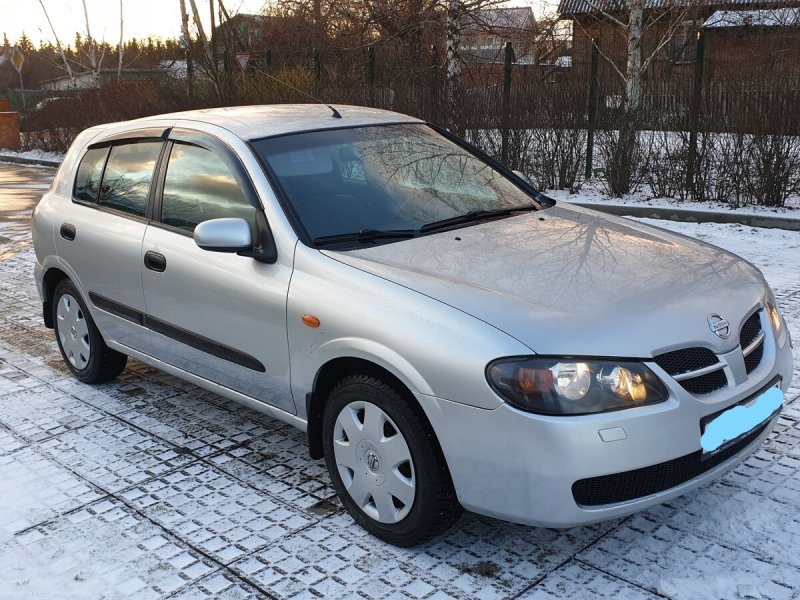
139, 129, 295, 412
55, 134, 165, 350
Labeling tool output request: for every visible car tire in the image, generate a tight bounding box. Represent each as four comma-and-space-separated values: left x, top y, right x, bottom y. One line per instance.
322, 374, 463, 546
52, 279, 127, 384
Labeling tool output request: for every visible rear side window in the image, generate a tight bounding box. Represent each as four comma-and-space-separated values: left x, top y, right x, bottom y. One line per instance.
160, 142, 255, 232
98, 141, 162, 217
73, 147, 108, 202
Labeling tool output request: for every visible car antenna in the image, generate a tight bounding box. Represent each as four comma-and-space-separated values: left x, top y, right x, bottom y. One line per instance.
250, 66, 341, 119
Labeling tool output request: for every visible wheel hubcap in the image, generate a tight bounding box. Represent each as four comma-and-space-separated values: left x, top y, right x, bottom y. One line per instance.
56, 294, 91, 370
333, 401, 416, 524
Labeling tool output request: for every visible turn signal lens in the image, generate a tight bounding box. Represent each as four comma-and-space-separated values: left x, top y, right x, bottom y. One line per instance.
301, 314, 321, 328
486, 357, 668, 415
766, 302, 782, 334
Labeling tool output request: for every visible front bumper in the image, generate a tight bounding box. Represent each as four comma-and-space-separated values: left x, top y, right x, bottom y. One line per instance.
417, 331, 793, 528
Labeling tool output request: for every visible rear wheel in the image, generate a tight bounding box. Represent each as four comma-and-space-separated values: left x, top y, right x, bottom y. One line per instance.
322, 374, 462, 546
53, 280, 127, 383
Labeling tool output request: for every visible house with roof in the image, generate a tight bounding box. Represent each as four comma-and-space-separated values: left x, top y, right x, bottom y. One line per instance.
460, 7, 537, 64
558, 0, 800, 81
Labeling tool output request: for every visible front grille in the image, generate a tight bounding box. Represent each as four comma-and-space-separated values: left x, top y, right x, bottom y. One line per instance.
654, 347, 727, 395
678, 369, 728, 395
572, 418, 772, 506
653, 347, 718, 376
744, 342, 764, 374
740, 310, 764, 374
740, 311, 762, 349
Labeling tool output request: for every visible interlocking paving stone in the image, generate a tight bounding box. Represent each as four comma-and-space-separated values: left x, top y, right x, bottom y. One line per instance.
0, 498, 217, 600
230, 512, 618, 599
0, 381, 106, 443
577, 514, 799, 600
117, 393, 276, 457
520, 561, 660, 599
207, 425, 339, 512
0, 425, 24, 456
0, 447, 102, 535
35, 416, 197, 492
166, 569, 266, 599
120, 462, 315, 564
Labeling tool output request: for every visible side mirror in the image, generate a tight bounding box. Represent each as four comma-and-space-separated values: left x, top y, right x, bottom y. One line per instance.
194, 218, 253, 253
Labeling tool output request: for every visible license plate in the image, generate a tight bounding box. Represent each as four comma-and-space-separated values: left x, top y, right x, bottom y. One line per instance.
701, 386, 783, 455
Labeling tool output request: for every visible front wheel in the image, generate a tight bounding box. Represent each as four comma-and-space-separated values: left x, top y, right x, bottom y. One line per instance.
52, 279, 127, 383
322, 374, 462, 546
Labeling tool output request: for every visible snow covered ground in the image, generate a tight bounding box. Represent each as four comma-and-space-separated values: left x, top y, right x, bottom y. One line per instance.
0, 188, 798, 598
0, 149, 65, 165
550, 183, 800, 221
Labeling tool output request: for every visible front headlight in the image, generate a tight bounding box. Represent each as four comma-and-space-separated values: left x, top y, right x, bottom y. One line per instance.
486, 357, 669, 415
765, 287, 787, 345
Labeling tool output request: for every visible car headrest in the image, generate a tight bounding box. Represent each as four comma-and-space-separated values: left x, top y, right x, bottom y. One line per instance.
270, 148, 333, 177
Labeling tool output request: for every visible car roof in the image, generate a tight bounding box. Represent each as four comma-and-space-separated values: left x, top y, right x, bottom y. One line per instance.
128, 104, 424, 140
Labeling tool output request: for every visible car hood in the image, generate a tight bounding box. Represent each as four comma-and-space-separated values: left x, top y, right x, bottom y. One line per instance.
324, 204, 766, 358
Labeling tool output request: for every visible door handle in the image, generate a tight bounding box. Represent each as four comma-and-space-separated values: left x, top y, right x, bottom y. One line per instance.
60, 223, 76, 241
144, 250, 167, 272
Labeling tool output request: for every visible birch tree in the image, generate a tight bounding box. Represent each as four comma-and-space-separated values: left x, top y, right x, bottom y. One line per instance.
117, 0, 124, 81
573, 0, 702, 193
37, 0, 76, 85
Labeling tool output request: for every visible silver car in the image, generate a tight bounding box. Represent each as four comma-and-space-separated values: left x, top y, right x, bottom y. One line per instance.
31, 105, 794, 546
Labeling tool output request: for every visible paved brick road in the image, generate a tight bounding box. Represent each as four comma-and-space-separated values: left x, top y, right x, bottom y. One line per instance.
0, 164, 798, 599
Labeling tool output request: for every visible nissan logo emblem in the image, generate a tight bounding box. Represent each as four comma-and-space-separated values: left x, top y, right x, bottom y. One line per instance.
707, 314, 730, 339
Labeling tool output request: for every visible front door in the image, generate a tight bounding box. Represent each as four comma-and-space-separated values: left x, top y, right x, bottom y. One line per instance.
140, 133, 295, 413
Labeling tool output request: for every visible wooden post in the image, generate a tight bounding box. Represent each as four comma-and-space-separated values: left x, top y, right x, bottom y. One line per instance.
313, 48, 321, 83
265, 49, 272, 69
367, 46, 376, 106
686, 29, 706, 194
585, 38, 600, 180
186, 49, 195, 101
500, 41, 514, 166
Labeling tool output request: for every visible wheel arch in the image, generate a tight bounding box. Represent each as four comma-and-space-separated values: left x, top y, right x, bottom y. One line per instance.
306, 356, 441, 462
41, 267, 71, 328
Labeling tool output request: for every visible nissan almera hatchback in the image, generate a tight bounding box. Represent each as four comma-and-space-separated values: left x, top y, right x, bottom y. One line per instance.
32, 105, 794, 546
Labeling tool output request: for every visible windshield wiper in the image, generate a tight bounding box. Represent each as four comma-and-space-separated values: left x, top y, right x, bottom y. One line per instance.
419, 205, 537, 233
313, 228, 418, 247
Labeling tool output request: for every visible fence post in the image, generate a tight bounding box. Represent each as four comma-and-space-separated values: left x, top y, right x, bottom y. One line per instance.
265, 49, 272, 69
313, 48, 321, 83
185, 50, 194, 99
686, 29, 706, 194
585, 38, 600, 180
367, 46, 376, 106
500, 41, 514, 166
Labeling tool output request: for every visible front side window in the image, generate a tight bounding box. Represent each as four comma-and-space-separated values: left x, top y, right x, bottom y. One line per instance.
160, 143, 255, 232
98, 140, 162, 217
253, 124, 539, 244
73, 147, 108, 202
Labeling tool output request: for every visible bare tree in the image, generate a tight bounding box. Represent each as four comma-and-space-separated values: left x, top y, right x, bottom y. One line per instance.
37, 0, 76, 84
118, 0, 124, 81
80, 0, 106, 83
575, 0, 700, 113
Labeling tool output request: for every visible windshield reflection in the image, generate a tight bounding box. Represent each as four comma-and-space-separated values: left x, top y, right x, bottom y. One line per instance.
254, 124, 538, 243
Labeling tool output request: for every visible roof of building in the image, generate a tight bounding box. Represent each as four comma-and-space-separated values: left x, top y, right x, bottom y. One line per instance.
704, 6, 800, 26
559, 0, 800, 17
468, 7, 535, 31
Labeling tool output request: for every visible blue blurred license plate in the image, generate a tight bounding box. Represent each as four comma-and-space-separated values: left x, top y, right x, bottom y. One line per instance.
701, 386, 783, 456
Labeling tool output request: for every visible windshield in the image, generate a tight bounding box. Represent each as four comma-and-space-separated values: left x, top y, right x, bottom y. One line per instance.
253, 124, 540, 246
